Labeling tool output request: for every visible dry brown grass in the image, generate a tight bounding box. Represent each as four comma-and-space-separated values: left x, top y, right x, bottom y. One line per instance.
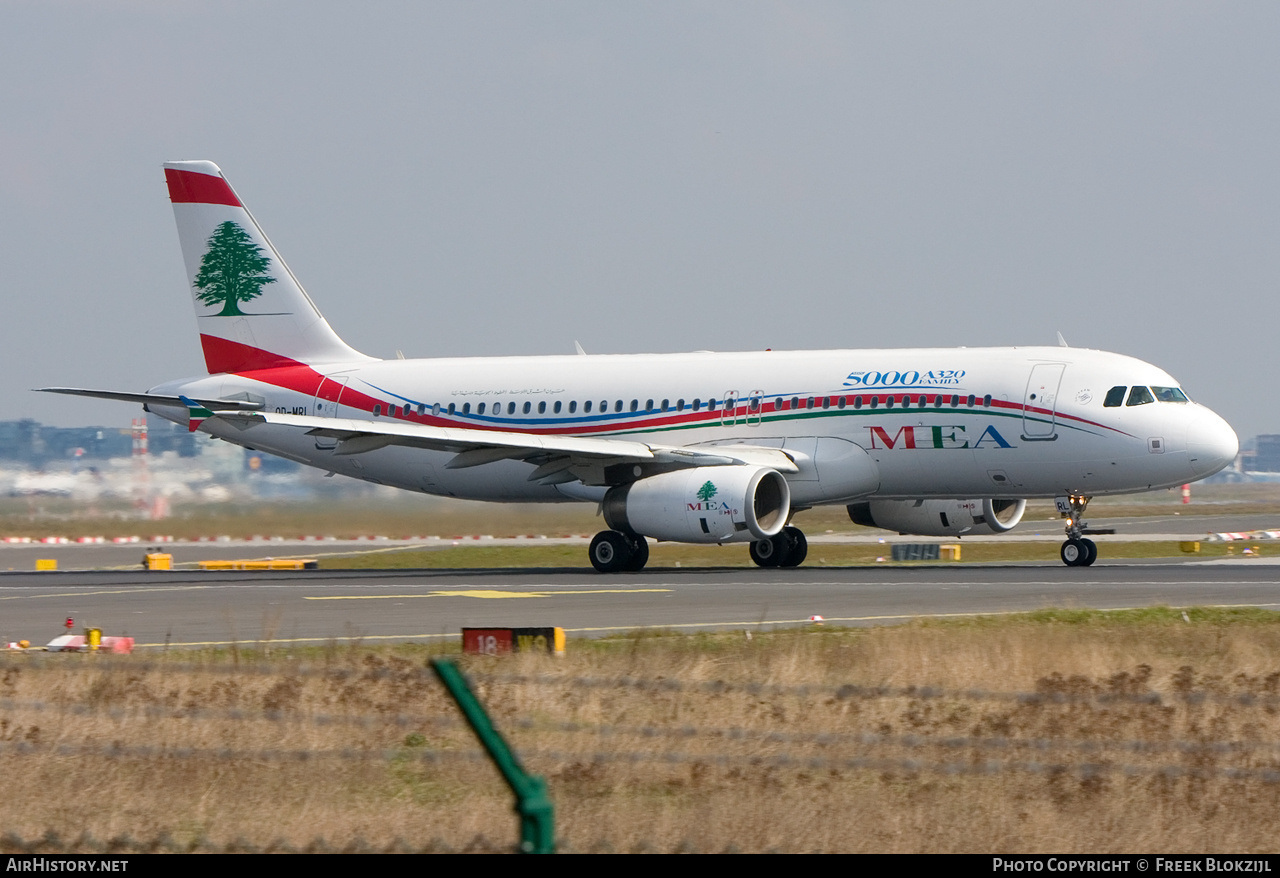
3, 610, 1280, 853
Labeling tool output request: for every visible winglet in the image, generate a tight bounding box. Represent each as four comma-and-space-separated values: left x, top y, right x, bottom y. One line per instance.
179, 395, 214, 433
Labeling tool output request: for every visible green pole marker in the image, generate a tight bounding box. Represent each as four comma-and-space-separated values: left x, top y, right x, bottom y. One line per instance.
430, 658, 555, 853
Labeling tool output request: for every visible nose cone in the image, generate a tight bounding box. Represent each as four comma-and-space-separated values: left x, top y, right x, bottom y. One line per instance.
1187, 410, 1239, 478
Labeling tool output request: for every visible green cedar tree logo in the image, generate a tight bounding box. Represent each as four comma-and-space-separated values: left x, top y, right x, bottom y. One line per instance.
194, 221, 277, 316
696, 481, 718, 502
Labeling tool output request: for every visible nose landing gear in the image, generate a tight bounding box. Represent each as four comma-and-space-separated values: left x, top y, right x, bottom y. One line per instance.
1059, 494, 1097, 567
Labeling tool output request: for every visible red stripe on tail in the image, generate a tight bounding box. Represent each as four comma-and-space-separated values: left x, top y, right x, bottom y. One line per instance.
200, 334, 299, 373
165, 169, 241, 207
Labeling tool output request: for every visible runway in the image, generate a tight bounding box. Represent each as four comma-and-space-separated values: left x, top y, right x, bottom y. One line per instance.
2, 562, 1278, 651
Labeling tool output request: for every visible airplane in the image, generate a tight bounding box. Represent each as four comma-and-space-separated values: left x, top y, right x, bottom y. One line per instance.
41, 161, 1240, 571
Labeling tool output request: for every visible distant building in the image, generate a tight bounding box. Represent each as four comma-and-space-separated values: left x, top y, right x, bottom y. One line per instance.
145, 413, 198, 458
1251, 435, 1280, 473
0, 419, 132, 465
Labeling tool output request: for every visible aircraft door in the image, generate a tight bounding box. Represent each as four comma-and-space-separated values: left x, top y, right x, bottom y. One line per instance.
721, 390, 740, 427
1022, 364, 1064, 440
746, 389, 764, 426
312, 375, 350, 450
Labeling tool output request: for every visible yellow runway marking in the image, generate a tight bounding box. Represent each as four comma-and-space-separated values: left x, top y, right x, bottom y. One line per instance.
305, 588, 672, 601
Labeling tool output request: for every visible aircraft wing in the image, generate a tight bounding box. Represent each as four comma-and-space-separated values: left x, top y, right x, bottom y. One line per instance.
209, 409, 799, 486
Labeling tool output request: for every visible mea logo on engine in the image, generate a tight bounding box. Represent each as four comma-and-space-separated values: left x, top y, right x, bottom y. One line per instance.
687, 501, 736, 514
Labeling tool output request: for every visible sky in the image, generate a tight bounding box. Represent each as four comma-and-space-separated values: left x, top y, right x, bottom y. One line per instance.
3, 2, 1278, 440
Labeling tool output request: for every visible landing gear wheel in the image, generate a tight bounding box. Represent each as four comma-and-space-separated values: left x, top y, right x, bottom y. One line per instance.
1061, 538, 1089, 567
780, 527, 808, 568
624, 534, 650, 571
750, 533, 790, 568
589, 531, 632, 573
1081, 538, 1097, 567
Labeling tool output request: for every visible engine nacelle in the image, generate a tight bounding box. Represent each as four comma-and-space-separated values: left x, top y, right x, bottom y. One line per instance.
603, 466, 791, 544
847, 498, 1026, 537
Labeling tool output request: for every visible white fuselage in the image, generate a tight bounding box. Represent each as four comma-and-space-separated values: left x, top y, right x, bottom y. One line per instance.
149, 345, 1239, 507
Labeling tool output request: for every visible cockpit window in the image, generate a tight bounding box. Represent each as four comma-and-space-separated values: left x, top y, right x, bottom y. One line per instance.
1103, 386, 1126, 407
1126, 385, 1155, 406
1151, 386, 1189, 403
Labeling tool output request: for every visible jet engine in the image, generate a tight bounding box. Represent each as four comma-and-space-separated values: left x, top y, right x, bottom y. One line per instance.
603, 466, 790, 544
847, 498, 1026, 537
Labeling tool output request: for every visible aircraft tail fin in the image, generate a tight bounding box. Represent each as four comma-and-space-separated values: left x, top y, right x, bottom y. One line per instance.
163, 161, 374, 374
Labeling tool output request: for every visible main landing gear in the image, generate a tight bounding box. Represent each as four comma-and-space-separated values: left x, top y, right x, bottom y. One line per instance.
587, 526, 810, 572
588, 530, 650, 573
1060, 494, 1097, 567
749, 526, 808, 569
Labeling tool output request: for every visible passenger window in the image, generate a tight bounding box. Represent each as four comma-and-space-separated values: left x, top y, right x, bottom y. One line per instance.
870, 397, 879, 409
1127, 386, 1154, 406
432, 403, 441, 416
538, 401, 546, 414
463, 403, 470, 415
569, 401, 577, 413
837, 397, 846, 409
507, 402, 516, 415
522, 401, 531, 414
1103, 386, 1127, 407
584, 401, 592, 413
417, 404, 426, 416
477, 402, 486, 415
710, 399, 718, 411
983, 395, 991, 407
677, 399, 685, 411
553, 401, 561, 414
853, 396, 862, 409
447, 403, 454, 415
1151, 386, 1189, 403
646, 399, 654, 412
662, 399, 669, 412
373, 404, 382, 417
775, 397, 783, 411
616, 400, 624, 413
821, 397, 830, 410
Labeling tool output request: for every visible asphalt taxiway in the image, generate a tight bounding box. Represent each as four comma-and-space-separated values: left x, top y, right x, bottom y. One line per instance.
2, 562, 1277, 651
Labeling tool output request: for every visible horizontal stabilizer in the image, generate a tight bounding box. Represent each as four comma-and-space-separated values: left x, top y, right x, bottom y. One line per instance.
36, 387, 265, 411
